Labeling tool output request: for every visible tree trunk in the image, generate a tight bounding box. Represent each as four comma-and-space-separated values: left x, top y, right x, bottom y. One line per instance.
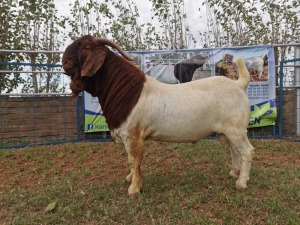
29, 53, 38, 93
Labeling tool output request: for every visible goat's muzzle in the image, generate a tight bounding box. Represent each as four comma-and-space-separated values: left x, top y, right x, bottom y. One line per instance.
70, 77, 85, 97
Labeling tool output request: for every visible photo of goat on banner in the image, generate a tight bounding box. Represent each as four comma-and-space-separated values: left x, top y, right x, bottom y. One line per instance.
145, 54, 208, 84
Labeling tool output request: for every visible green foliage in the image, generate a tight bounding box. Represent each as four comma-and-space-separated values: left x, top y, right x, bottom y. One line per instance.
66, 0, 146, 49
65, 0, 194, 50
200, 0, 300, 47
1, 0, 300, 93
149, 0, 196, 49
0, 0, 25, 93
0, 0, 68, 94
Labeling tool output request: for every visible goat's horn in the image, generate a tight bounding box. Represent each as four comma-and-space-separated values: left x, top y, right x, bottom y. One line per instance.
94, 37, 134, 61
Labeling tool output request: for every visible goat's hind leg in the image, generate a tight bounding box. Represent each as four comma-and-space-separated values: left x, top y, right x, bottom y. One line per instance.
236, 139, 254, 189
229, 148, 241, 179
225, 131, 254, 189
217, 133, 241, 178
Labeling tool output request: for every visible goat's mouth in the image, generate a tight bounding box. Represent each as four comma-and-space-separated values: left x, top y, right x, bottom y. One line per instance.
62, 58, 77, 74
70, 79, 85, 97
70, 87, 82, 97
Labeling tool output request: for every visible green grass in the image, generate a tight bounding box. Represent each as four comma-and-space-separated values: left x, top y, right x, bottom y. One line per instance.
0, 139, 299, 224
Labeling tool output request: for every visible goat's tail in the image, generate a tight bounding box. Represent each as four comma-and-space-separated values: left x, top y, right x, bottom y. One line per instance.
234, 57, 250, 91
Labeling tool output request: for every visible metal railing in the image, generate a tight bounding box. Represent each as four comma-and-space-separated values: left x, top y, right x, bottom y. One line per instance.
1, 44, 300, 148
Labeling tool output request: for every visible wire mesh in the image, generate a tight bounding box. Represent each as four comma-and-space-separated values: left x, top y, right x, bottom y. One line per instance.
1, 45, 300, 149
0, 94, 82, 148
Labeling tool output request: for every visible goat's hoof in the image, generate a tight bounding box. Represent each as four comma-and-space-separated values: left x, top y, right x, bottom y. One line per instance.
125, 174, 132, 183
229, 169, 240, 178
236, 180, 247, 189
128, 185, 142, 195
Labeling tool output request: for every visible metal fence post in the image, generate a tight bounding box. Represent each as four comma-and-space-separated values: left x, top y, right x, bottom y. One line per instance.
76, 96, 81, 141
82, 92, 86, 141
294, 47, 300, 136
279, 61, 284, 139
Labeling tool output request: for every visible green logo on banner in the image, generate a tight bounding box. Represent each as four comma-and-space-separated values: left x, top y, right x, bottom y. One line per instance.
85, 114, 109, 132
248, 101, 277, 128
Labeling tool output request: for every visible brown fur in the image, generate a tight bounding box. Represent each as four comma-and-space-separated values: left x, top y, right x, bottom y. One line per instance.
62, 35, 146, 130
95, 51, 146, 129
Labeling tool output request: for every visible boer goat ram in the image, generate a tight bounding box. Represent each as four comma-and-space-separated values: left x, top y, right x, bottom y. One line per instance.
62, 35, 254, 195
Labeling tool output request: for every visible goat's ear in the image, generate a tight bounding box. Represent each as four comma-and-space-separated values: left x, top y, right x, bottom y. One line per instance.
81, 48, 107, 77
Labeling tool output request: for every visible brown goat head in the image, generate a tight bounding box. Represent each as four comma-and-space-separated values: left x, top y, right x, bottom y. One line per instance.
62, 35, 133, 96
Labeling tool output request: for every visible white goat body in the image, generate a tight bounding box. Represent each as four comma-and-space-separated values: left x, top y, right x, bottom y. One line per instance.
112, 75, 249, 143
111, 58, 254, 194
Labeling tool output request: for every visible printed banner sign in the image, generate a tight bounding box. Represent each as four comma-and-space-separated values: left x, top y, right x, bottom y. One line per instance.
84, 46, 277, 132
211, 46, 277, 128
84, 92, 109, 132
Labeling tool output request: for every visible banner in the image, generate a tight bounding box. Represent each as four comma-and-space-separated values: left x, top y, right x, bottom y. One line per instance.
84, 92, 109, 132
211, 46, 277, 128
84, 46, 277, 132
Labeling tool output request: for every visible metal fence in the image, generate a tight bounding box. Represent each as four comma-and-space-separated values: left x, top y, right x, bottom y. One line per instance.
1, 44, 300, 149
278, 56, 300, 140
0, 93, 82, 148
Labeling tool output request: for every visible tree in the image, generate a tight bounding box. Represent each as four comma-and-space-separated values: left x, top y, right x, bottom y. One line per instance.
200, 0, 300, 49
66, 0, 151, 50
200, 0, 300, 84
17, 0, 67, 93
65, 0, 195, 50
0, 0, 68, 93
149, 0, 196, 49
0, 0, 24, 93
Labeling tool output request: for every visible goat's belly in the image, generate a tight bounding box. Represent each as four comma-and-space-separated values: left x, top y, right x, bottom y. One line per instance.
147, 126, 213, 143
142, 106, 221, 142
148, 134, 211, 143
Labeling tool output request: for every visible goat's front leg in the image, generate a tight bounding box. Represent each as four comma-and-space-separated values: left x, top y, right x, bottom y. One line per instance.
124, 137, 144, 195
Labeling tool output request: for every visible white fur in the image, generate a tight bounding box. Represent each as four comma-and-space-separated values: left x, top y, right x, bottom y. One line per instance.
111, 57, 254, 195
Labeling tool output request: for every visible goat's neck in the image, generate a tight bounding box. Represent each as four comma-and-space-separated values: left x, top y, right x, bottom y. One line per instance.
95, 52, 146, 129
